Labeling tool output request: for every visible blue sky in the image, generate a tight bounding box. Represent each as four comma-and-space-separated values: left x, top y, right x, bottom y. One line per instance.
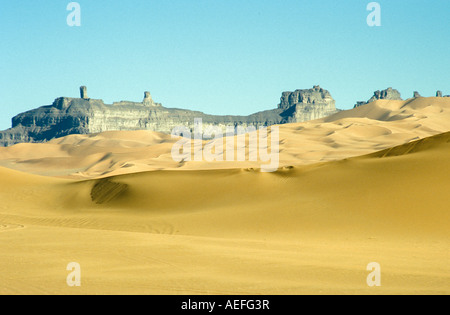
0, 0, 449, 130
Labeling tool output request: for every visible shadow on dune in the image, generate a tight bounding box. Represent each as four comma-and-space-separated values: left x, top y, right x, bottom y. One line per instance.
90, 178, 129, 204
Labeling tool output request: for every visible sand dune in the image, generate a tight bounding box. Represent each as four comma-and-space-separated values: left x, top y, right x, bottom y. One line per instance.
0, 97, 449, 179
0, 131, 448, 294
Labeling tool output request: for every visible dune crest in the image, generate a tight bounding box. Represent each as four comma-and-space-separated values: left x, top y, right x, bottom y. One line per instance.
0, 129, 449, 294
0, 97, 449, 179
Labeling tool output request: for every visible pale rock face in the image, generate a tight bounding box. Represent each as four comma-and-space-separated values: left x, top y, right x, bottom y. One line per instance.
0, 86, 339, 146
279, 85, 335, 109
143, 91, 154, 106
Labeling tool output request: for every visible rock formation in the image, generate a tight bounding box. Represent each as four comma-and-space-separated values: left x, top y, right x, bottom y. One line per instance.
436, 91, 443, 97
80, 86, 88, 100
0, 86, 339, 146
414, 91, 421, 98
143, 91, 155, 106
368, 87, 402, 103
278, 85, 337, 122
354, 87, 403, 108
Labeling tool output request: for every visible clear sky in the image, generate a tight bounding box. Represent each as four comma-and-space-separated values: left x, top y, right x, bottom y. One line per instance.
0, 0, 449, 130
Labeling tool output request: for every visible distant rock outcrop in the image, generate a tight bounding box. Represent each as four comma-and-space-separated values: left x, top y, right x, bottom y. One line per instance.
413, 91, 421, 98
80, 86, 89, 100
143, 91, 159, 106
354, 87, 403, 108
436, 91, 443, 97
354, 101, 367, 108
0, 86, 339, 146
278, 85, 337, 122
367, 87, 403, 103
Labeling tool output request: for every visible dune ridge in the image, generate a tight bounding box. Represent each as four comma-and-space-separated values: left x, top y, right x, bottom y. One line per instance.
0, 97, 449, 179
0, 128, 449, 294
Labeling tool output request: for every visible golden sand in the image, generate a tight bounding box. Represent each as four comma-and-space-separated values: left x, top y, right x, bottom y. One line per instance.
0, 98, 449, 294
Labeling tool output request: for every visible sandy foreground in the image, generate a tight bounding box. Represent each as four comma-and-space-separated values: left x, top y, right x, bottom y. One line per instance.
0, 98, 449, 294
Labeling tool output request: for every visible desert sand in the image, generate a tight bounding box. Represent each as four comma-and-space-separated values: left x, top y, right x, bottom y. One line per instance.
1, 97, 449, 179
0, 97, 449, 294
